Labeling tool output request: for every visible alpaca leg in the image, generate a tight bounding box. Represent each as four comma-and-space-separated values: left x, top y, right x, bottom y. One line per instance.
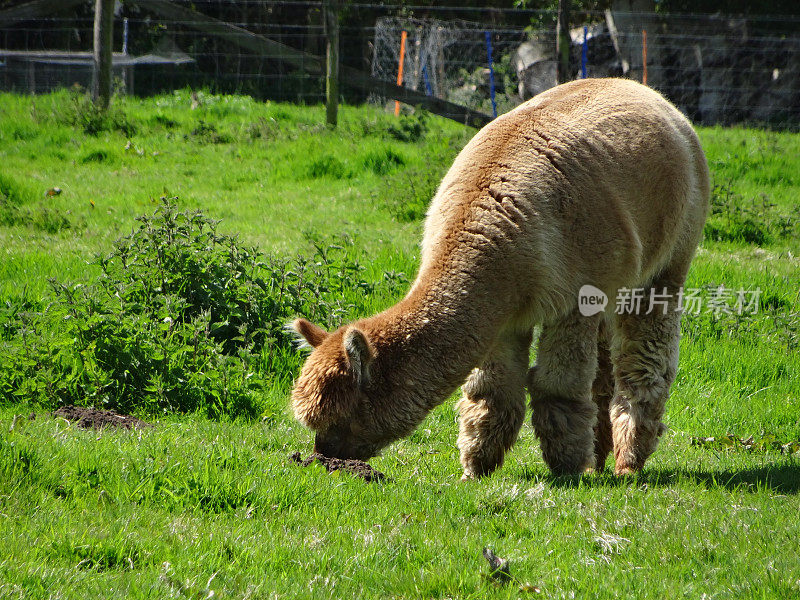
593, 318, 614, 471
610, 277, 682, 476
457, 329, 532, 479
529, 310, 600, 475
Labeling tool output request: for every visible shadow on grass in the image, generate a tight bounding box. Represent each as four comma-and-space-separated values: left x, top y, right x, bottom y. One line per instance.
541, 461, 800, 494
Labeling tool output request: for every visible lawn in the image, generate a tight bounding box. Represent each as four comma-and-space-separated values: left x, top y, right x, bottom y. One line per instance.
0, 89, 798, 599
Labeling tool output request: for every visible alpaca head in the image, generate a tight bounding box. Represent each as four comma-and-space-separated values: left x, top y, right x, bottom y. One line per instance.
290, 318, 390, 460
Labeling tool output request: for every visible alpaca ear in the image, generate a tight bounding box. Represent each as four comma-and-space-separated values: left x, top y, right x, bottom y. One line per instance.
292, 318, 329, 349
343, 327, 373, 387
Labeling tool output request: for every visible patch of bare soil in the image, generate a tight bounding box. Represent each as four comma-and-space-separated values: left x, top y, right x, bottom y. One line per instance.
289, 451, 387, 483
52, 405, 152, 430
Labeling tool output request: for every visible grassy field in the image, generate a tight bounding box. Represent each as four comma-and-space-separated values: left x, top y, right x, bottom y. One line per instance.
0, 89, 799, 599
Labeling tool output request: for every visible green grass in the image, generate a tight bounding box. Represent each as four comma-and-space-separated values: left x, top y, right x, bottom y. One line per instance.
2, 409, 799, 599
1, 89, 799, 599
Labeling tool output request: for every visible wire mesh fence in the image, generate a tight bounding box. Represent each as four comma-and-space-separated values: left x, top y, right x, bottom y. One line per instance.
1, 2, 798, 129
0, 14, 333, 101
371, 17, 531, 117
372, 11, 800, 128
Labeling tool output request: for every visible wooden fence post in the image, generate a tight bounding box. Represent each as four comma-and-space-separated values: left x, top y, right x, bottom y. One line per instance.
93, 0, 115, 109
324, 0, 339, 128
556, 0, 571, 84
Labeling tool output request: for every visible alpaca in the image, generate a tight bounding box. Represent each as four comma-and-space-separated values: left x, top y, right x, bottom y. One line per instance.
291, 78, 710, 478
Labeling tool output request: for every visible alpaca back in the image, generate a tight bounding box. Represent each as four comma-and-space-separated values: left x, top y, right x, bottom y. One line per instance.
417, 78, 710, 322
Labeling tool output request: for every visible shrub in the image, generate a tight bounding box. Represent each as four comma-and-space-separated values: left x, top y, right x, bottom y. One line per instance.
387, 112, 429, 143
0, 297, 43, 341
0, 199, 386, 419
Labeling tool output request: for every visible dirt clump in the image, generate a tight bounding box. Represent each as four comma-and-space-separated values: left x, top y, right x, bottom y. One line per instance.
289, 451, 387, 483
52, 405, 152, 430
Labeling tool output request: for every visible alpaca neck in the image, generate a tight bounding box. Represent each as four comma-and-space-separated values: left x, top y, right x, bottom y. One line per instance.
366, 269, 512, 414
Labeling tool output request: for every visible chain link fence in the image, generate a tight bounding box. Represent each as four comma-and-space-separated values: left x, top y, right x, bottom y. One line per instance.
1, 2, 798, 129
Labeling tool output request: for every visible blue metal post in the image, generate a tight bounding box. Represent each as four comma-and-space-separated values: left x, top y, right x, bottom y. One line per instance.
582, 25, 588, 79
485, 31, 497, 118
421, 65, 433, 96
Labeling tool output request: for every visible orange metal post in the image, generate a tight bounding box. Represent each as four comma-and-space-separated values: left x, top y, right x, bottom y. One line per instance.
642, 29, 648, 85
394, 30, 408, 116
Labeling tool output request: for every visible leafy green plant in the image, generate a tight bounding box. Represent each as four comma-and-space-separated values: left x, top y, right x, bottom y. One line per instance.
387, 112, 429, 143
0, 297, 42, 341
0, 199, 385, 418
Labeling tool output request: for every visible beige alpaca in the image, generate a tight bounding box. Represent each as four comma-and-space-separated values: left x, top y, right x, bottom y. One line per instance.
291, 78, 710, 478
